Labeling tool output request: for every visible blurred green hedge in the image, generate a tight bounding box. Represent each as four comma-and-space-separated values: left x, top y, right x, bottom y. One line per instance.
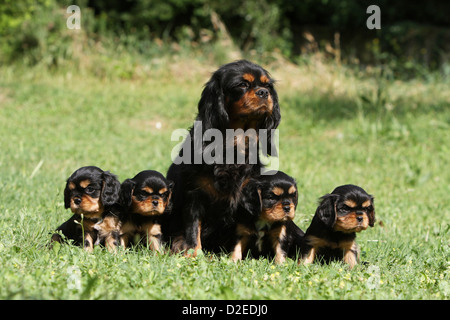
1, 0, 449, 76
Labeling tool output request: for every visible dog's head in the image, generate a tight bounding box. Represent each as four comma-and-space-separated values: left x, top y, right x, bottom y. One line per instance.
242, 171, 298, 224
315, 184, 375, 233
196, 60, 280, 155
120, 170, 174, 216
64, 166, 120, 218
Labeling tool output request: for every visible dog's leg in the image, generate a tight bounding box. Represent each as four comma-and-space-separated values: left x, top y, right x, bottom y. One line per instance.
343, 241, 359, 269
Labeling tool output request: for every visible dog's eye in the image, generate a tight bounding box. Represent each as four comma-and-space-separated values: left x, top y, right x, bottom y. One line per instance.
85, 186, 95, 193
237, 81, 250, 89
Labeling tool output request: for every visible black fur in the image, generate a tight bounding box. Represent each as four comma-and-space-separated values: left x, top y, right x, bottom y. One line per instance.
165, 60, 281, 255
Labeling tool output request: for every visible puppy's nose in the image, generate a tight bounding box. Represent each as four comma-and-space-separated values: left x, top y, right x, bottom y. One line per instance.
255, 88, 269, 99
73, 197, 82, 205
152, 200, 159, 207
356, 215, 364, 223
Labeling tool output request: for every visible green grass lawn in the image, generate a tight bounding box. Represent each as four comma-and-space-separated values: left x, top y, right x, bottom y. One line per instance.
0, 58, 448, 300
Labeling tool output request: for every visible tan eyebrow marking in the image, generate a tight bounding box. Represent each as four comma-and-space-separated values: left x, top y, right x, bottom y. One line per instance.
243, 73, 255, 82
344, 200, 357, 208
68, 182, 75, 190
79, 179, 91, 188
159, 188, 168, 194
362, 200, 372, 208
142, 186, 153, 194
288, 185, 297, 194
272, 187, 284, 196
260, 74, 270, 83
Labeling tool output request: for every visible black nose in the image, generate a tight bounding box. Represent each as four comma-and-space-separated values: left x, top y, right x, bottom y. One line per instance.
356, 216, 364, 223
152, 200, 159, 207
73, 198, 82, 205
283, 205, 291, 213
255, 88, 269, 99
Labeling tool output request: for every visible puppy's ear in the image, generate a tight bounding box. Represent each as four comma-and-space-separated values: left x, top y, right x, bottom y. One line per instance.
167, 180, 174, 191
100, 171, 121, 207
197, 75, 228, 131
119, 179, 135, 208
63, 181, 71, 209
241, 182, 262, 216
293, 184, 299, 209
368, 196, 376, 227
316, 194, 338, 227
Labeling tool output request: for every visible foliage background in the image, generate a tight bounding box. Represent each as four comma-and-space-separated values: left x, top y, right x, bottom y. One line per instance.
0, 0, 448, 300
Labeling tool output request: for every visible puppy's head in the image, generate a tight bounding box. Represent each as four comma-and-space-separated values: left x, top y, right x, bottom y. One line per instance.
120, 170, 174, 216
315, 184, 375, 233
197, 60, 280, 154
64, 166, 120, 217
242, 171, 297, 223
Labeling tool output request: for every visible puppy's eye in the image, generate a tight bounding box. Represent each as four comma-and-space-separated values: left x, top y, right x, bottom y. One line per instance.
141, 190, 151, 197
85, 186, 95, 193
238, 81, 250, 89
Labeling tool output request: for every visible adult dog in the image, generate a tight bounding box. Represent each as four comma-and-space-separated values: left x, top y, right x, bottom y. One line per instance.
166, 60, 281, 255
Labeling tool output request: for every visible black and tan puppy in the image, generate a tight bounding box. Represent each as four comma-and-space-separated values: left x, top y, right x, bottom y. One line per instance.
117, 170, 173, 252
167, 60, 281, 256
50, 166, 121, 252
231, 171, 304, 264
301, 184, 375, 268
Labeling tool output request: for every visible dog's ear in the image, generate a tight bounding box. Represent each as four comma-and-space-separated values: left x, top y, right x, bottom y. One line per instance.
368, 196, 376, 227
63, 181, 72, 209
119, 179, 135, 208
260, 85, 281, 157
197, 75, 228, 132
100, 171, 121, 207
241, 182, 263, 216
316, 193, 338, 227
167, 180, 175, 191
293, 183, 299, 209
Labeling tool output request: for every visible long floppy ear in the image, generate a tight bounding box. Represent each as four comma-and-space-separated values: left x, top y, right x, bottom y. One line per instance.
63, 181, 71, 209
293, 183, 299, 209
241, 182, 263, 216
197, 75, 228, 132
260, 85, 281, 157
119, 179, 135, 208
316, 194, 338, 227
368, 196, 376, 227
100, 171, 121, 207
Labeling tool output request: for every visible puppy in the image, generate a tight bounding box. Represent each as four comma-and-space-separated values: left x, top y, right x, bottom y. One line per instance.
167, 60, 281, 256
231, 171, 304, 264
50, 166, 121, 252
301, 184, 375, 268
117, 170, 173, 252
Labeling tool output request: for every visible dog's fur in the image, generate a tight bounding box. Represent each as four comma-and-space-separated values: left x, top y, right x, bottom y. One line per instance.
166, 60, 281, 255
301, 185, 375, 268
231, 171, 304, 264
111, 170, 174, 252
50, 166, 121, 252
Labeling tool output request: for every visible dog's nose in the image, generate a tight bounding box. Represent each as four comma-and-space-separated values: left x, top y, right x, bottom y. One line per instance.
255, 88, 269, 99
152, 200, 159, 207
356, 215, 364, 223
73, 197, 82, 205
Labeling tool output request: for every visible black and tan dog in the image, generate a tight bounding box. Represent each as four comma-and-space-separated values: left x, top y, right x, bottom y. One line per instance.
167, 60, 281, 256
114, 170, 173, 252
301, 184, 375, 268
50, 166, 121, 252
231, 171, 304, 264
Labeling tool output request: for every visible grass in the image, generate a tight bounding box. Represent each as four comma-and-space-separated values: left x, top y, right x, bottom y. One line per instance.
0, 55, 449, 300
